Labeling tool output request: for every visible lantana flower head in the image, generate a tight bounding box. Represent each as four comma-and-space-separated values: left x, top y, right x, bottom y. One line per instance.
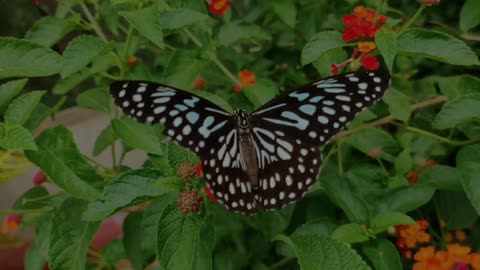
209, 0, 231, 17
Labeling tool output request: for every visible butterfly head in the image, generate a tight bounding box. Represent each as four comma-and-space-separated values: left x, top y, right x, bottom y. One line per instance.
233, 108, 250, 129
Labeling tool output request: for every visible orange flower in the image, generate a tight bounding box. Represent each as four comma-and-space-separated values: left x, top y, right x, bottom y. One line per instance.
395, 220, 431, 249
127, 55, 138, 67
406, 160, 437, 184
446, 232, 454, 243
1, 215, 22, 233
447, 244, 471, 264
470, 253, 480, 270
413, 246, 454, 270
238, 69, 256, 87
342, 5, 387, 42
209, 0, 231, 16
193, 77, 205, 90
234, 85, 242, 93
455, 230, 467, 242
358, 41, 377, 53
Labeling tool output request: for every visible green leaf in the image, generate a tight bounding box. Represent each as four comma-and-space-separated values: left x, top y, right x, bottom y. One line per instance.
25, 217, 51, 270
383, 88, 411, 122
313, 48, 347, 76
92, 124, 116, 156
156, 206, 210, 270
418, 165, 463, 191
49, 198, 100, 270
301, 31, 348, 66
112, 116, 163, 155
83, 169, 173, 221
375, 27, 397, 72
217, 22, 271, 46
247, 206, 294, 239
120, 6, 164, 48
242, 79, 279, 109
160, 8, 209, 30
362, 238, 402, 270
123, 211, 148, 270
76, 88, 111, 113
5, 91, 45, 125
346, 128, 401, 161
196, 91, 233, 113
456, 144, 480, 216
432, 94, 480, 130
275, 233, 371, 270
460, 0, 480, 32
13, 186, 50, 210
25, 16, 79, 47
397, 29, 479, 66
162, 52, 207, 90
331, 223, 369, 243
0, 123, 37, 150
24, 102, 52, 132
437, 75, 480, 99
435, 191, 478, 230
194, 215, 215, 270
25, 126, 102, 201
140, 196, 177, 261
52, 68, 91, 95
0, 79, 28, 108
0, 38, 63, 79
102, 239, 127, 266
394, 149, 412, 175
370, 212, 415, 234
61, 35, 108, 78
273, 0, 297, 28
377, 185, 435, 213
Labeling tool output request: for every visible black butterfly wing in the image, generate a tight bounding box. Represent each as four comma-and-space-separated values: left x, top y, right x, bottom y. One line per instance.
109, 81, 256, 213
250, 70, 390, 210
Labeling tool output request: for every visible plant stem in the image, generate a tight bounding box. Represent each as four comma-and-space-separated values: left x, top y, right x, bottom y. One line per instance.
335, 96, 448, 139
373, 0, 387, 25
207, 52, 243, 86
22, 193, 63, 204
337, 142, 344, 175
122, 26, 134, 60
398, 3, 427, 35
0, 207, 54, 215
398, 125, 480, 146
183, 28, 203, 47
376, 158, 390, 177
80, 1, 108, 42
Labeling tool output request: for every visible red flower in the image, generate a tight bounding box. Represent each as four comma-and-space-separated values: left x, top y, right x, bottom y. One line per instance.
204, 187, 217, 202
209, 0, 231, 16
341, 6, 387, 43
33, 170, 46, 186
234, 85, 243, 93
342, 28, 357, 42
238, 69, 256, 87
127, 55, 138, 67
331, 64, 339, 75
195, 162, 202, 177
361, 55, 380, 71
1, 215, 22, 233
193, 77, 205, 90
34, 0, 41, 6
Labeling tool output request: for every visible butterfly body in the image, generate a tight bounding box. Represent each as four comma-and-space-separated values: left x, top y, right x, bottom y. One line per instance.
110, 70, 391, 215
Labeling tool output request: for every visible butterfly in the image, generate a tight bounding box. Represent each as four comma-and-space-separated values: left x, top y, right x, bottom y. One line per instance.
110, 70, 390, 215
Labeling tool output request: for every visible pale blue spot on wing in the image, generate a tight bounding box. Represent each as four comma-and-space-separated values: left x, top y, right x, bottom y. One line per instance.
153, 97, 170, 103
184, 97, 200, 107
174, 104, 188, 111
309, 96, 324, 103
186, 112, 199, 124
152, 91, 175, 97
253, 103, 287, 115
299, 104, 316, 115
289, 92, 309, 101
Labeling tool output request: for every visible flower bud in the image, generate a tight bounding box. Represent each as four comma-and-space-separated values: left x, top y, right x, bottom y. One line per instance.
177, 190, 202, 214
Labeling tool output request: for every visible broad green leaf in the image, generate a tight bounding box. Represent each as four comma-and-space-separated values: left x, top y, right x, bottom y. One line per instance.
0, 38, 63, 79
383, 88, 410, 122
432, 95, 480, 130
140, 196, 177, 260
0, 123, 37, 150
160, 8, 209, 30
460, 0, 480, 32
5, 91, 45, 125
13, 186, 50, 210
164, 141, 199, 172
275, 233, 371, 270
52, 68, 91, 94
217, 23, 271, 46
273, 0, 297, 28
456, 144, 480, 215
156, 206, 210, 270
83, 169, 175, 220
25, 126, 102, 201
362, 239, 402, 270
247, 206, 294, 239
313, 48, 347, 76
102, 239, 127, 266
375, 27, 397, 72
242, 79, 279, 109
301, 31, 348, 65
435, 191, 478, 229
25, 217, 51, 270
331, 223, 369, 243
418, 165, 463, 191
61, 35, 109, 78
120, 6, 164, 48
124, 211, 148, 270
194, 215, 215, 270
49, 198, 100, 270
93, 124, 116, 156
162, 52, 207, 90
394, 148, 412, 175
346, 128, 401, 161
76, 87, 111, 113
25, 16, 79, 47
370, 212, 415, 234
437, 75, 480, 99
196, 91, 233, 113
397, 29, 479, 66
112, 116, 163, 155
0, 79, 28, 108
24, 102, 52, 132
377, 185, 435, 213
